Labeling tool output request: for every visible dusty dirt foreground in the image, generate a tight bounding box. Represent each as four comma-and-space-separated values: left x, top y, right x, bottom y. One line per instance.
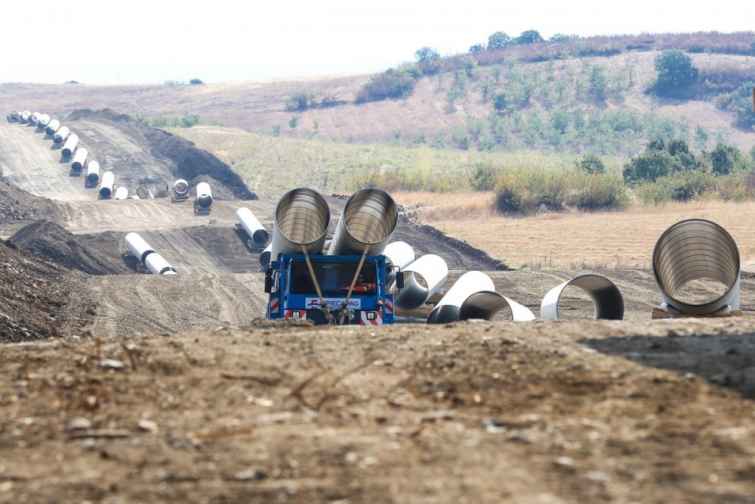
3, 319, 755, 503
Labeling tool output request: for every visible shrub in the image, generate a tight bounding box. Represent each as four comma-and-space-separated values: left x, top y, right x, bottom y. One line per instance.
189, 78, 204, 85
568, 173, 628, 210
623, 151, 674, 183
715, 82, 755, 129
653, 50, 699, 97
492, 93, 508, 112
469, 163, 498, 191
469, 44, 485, 54
636, 172, 716, 204
577, 154, 606, 174
493, 170, 568, 214
286, 93, 316, 112
288, 116, 299, 129
355, 69, 416, 103
751, 145, 755, 162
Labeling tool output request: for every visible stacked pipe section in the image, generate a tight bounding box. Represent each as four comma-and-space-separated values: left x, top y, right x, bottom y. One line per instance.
383, 241, 415, 286
125, 233, 176, 275
653, 219, 740, 315
395, 254, 448, 310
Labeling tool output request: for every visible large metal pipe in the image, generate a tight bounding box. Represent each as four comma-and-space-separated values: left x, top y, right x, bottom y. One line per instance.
145, 253, 177, 275
428, 271, 534, 323
71, 148, 88, 174
270, 188, 331, 260
383, 241, 415, 286
53, 126, 70, 144
8, 111, 19, 122
20, 111, 31, 123
173, 179, 189, 198
61, 134, 79, 157
540, 274, 624, 320
125, 232, 155, 262
383, 241, 415, 271
85, 160, 100, 187
195, 182, 213, 209
328, 189, 398, 256
46, 119, 60, 135
260, 244, 272, 270
114, 187, 129, 200
38, 114, 51, 129
236, 207, 269, 247
29, 113, 39, 125
458, 291, 536, 322
99, 171, 115, 199
653, 219, 741, 315
394, 254, 448, 310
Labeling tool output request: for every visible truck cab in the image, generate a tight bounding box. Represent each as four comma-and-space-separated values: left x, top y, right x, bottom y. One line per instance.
265, 253, 395, 325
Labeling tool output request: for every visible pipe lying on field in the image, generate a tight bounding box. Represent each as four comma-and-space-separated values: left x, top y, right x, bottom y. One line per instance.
383, 241, 415, 286
328, 188, 398, 256
540, 274, 624, 320
259, 244, 272, 270
125, 232, 176, 275
61, 133, 79, 157
195, 182, 213, 209
38, 114, 50, 128
270, 188, 330, 261
114, 186, 129, 200
99, 171, 115, 199
29, 113, 39, 125
20, 111, 31, 123
236, 207, 269, 247
85, 160, 100, 186
394, 254, 448, 310
46, 119, 60, 135
8, 111, 19, 122
53, 126, 70, 144
173, 178, 189, 198
125, 232, 155, 262
653, 219, 740, 315
428, 271, 535, 324
71, 148, 88, 174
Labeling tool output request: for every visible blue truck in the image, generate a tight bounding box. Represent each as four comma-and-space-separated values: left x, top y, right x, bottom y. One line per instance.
265, 253, 398, 325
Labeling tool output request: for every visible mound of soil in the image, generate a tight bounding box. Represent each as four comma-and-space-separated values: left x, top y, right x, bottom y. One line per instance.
0, 178, 60, 226
0, 239, 93, 342
66, 109, 257, 201
9, 221, 129, 275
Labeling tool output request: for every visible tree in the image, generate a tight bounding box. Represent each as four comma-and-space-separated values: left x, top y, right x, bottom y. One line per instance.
623, 151, 674, 183
588, 66, 607, 103
750, 145, 755, 163
653, 50, 699, 97
492, 93, 508, 113
550, 34, 574, 43
487, 32, 511, 50
694, 126, 709, 151
469, 44, 485, 54
515, 30, 544, 45
577, 155, 606, 174
415, 47, 441, 76
710, 143, 744, 175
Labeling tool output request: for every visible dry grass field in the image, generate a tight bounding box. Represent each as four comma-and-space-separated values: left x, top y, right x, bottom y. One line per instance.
396, 192, 755, 270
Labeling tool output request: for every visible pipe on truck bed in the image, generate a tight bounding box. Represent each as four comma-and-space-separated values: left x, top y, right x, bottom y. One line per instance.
270, 188, 330, 261
328, 188, 398, 256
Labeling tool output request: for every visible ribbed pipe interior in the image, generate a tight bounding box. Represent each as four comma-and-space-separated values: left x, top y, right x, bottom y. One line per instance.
275, 188, 330, 246
653, 219, 739, 308
343, 189, 398, 245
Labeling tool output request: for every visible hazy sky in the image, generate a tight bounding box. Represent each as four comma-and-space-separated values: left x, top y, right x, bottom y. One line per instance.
2, 0, 752, 84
